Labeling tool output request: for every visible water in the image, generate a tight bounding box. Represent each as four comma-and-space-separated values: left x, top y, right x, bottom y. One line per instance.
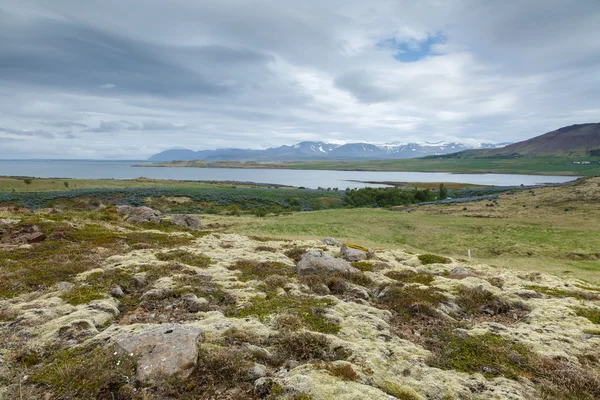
0, 160, 576, 189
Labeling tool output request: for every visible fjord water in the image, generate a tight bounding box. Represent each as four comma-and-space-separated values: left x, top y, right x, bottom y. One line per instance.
0, 160, 576, 189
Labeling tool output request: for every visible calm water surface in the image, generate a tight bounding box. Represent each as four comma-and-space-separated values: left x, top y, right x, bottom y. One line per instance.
0, 160, 576, 189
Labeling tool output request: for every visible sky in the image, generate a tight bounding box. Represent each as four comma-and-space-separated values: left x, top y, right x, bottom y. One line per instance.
1, 0, 599, 159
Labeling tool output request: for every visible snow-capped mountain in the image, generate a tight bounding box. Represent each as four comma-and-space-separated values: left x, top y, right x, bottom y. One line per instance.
148, 141, 510, 162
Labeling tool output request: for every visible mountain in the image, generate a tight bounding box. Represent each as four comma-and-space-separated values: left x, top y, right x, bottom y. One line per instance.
148, 140, 509, 162
441, 123, 600, 159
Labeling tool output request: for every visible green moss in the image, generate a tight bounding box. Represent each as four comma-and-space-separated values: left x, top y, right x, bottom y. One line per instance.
350, 261, 374, 272
227, 260, 295, 282
156, 249, 212, 268
378, 382, 421, 400
524, 285, 599, 301
427, 332, 532, 379
59, 286, 106, 305
385, 270, 434, 285
417, 254, 451, 265
226, 294, 340, 334
574, 307, 600, 324
344, 243, 369, 252
29, 345, 136, 399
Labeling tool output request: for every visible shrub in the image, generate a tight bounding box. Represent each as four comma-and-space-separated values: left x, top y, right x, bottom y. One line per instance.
285, 247, 307, 262
227, 260, 295, 282
64, 181, 69, 188
378, 284, 447, 317
350, 261, 374, 272
312, 361, 360, 381
275, 331, 334, 361
417, 254, 451, 265
156, 249, 212, 268
24, 178, 32, 185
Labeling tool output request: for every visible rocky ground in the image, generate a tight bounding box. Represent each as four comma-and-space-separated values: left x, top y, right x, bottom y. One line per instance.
0, 204, 599, 399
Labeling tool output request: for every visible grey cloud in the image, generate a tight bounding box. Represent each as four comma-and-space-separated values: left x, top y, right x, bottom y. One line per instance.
0, 126, 54, 138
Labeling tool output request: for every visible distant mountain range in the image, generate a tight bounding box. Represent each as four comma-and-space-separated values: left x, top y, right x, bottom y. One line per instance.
148, 141, 510, 162
438, 123, 600, 159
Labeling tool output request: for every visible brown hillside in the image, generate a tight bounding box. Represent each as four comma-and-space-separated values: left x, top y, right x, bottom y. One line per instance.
483, 123, 600, 157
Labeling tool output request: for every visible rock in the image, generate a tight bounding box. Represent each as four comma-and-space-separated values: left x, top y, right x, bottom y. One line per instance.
247, 363, 268, 380
57, 319, 99, 342
322, 237, 343, 247
170, 214, 202, 230
47, 231, 66, 240
181, 294, 209, 312
340, 245, 369, 262
54, 281, 74, 291
117, 205, 162, 224
348, 286, 370, 300
448, 266, 477, 279
110, 286, 124, 298
132, 272, 149, 287
1, 224, 46, 244
296, 250, 359, 275
114, 323, 204, 382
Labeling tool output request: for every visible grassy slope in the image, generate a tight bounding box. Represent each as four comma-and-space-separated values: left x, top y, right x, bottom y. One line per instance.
143, 156, 600, 176
217, 178, 600, 282
0, 177, 264, 193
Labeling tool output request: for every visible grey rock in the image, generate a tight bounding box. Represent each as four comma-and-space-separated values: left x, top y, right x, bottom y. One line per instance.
348, 286, 370, 300
55, 281, 74, 291
117, 206, 162, 224
57, 319, 98, 341
340, 245, 368, 262
448, 266, 476, 279
296, 250, 359, 275
322, 237, 343, 247
114, 323, 204, 381
110, 286, 124, 298
247, 363, 268, 380
181, 294, 209, 312
170, 214, 202, 230
132, 272, 149, 287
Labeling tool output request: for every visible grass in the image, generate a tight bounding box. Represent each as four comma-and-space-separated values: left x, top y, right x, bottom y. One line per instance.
227, 259, 295, 281
29, 345, 136, 399
216, 179, 600, 282
417, 254, 451, 265
385, 270, 435, 285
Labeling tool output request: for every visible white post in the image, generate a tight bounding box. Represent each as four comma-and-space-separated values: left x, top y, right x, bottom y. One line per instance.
468, 249, 472, 261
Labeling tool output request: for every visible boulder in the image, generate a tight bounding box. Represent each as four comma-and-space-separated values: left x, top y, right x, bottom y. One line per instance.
170, 214, 202, 230
340, 245, 369, 262
448, 266, 477, 279
110, 286, 124, 298
1, 224, 46, 244
114, 323, 204, 381
322, 237, 343, 247
296, 250, 359, 275
117, 206, 162, 224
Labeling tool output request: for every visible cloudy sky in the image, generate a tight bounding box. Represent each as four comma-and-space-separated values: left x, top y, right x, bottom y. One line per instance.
1, 0, 599, 159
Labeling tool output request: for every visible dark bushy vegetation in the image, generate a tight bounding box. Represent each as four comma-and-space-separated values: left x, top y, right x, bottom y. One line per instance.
343, 187, 435, 207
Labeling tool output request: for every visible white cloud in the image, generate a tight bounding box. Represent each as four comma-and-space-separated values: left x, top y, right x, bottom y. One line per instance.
0, 0, 598, 158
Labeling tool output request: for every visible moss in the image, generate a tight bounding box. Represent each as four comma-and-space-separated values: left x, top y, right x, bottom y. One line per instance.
417, 254, 451, 265
59, 285, 106, 305
226, 294, 340, 334
385, 270, 434, 285
574, 307, 600, 324
28, 345, 136, 399
426, 332, 532, 379
156, 249, 212, 268
524, 285, 599, 300
227, 260, 295, 282
344, 243, 369, 252
350, 261, 374, 272
378, 381, 421, 400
